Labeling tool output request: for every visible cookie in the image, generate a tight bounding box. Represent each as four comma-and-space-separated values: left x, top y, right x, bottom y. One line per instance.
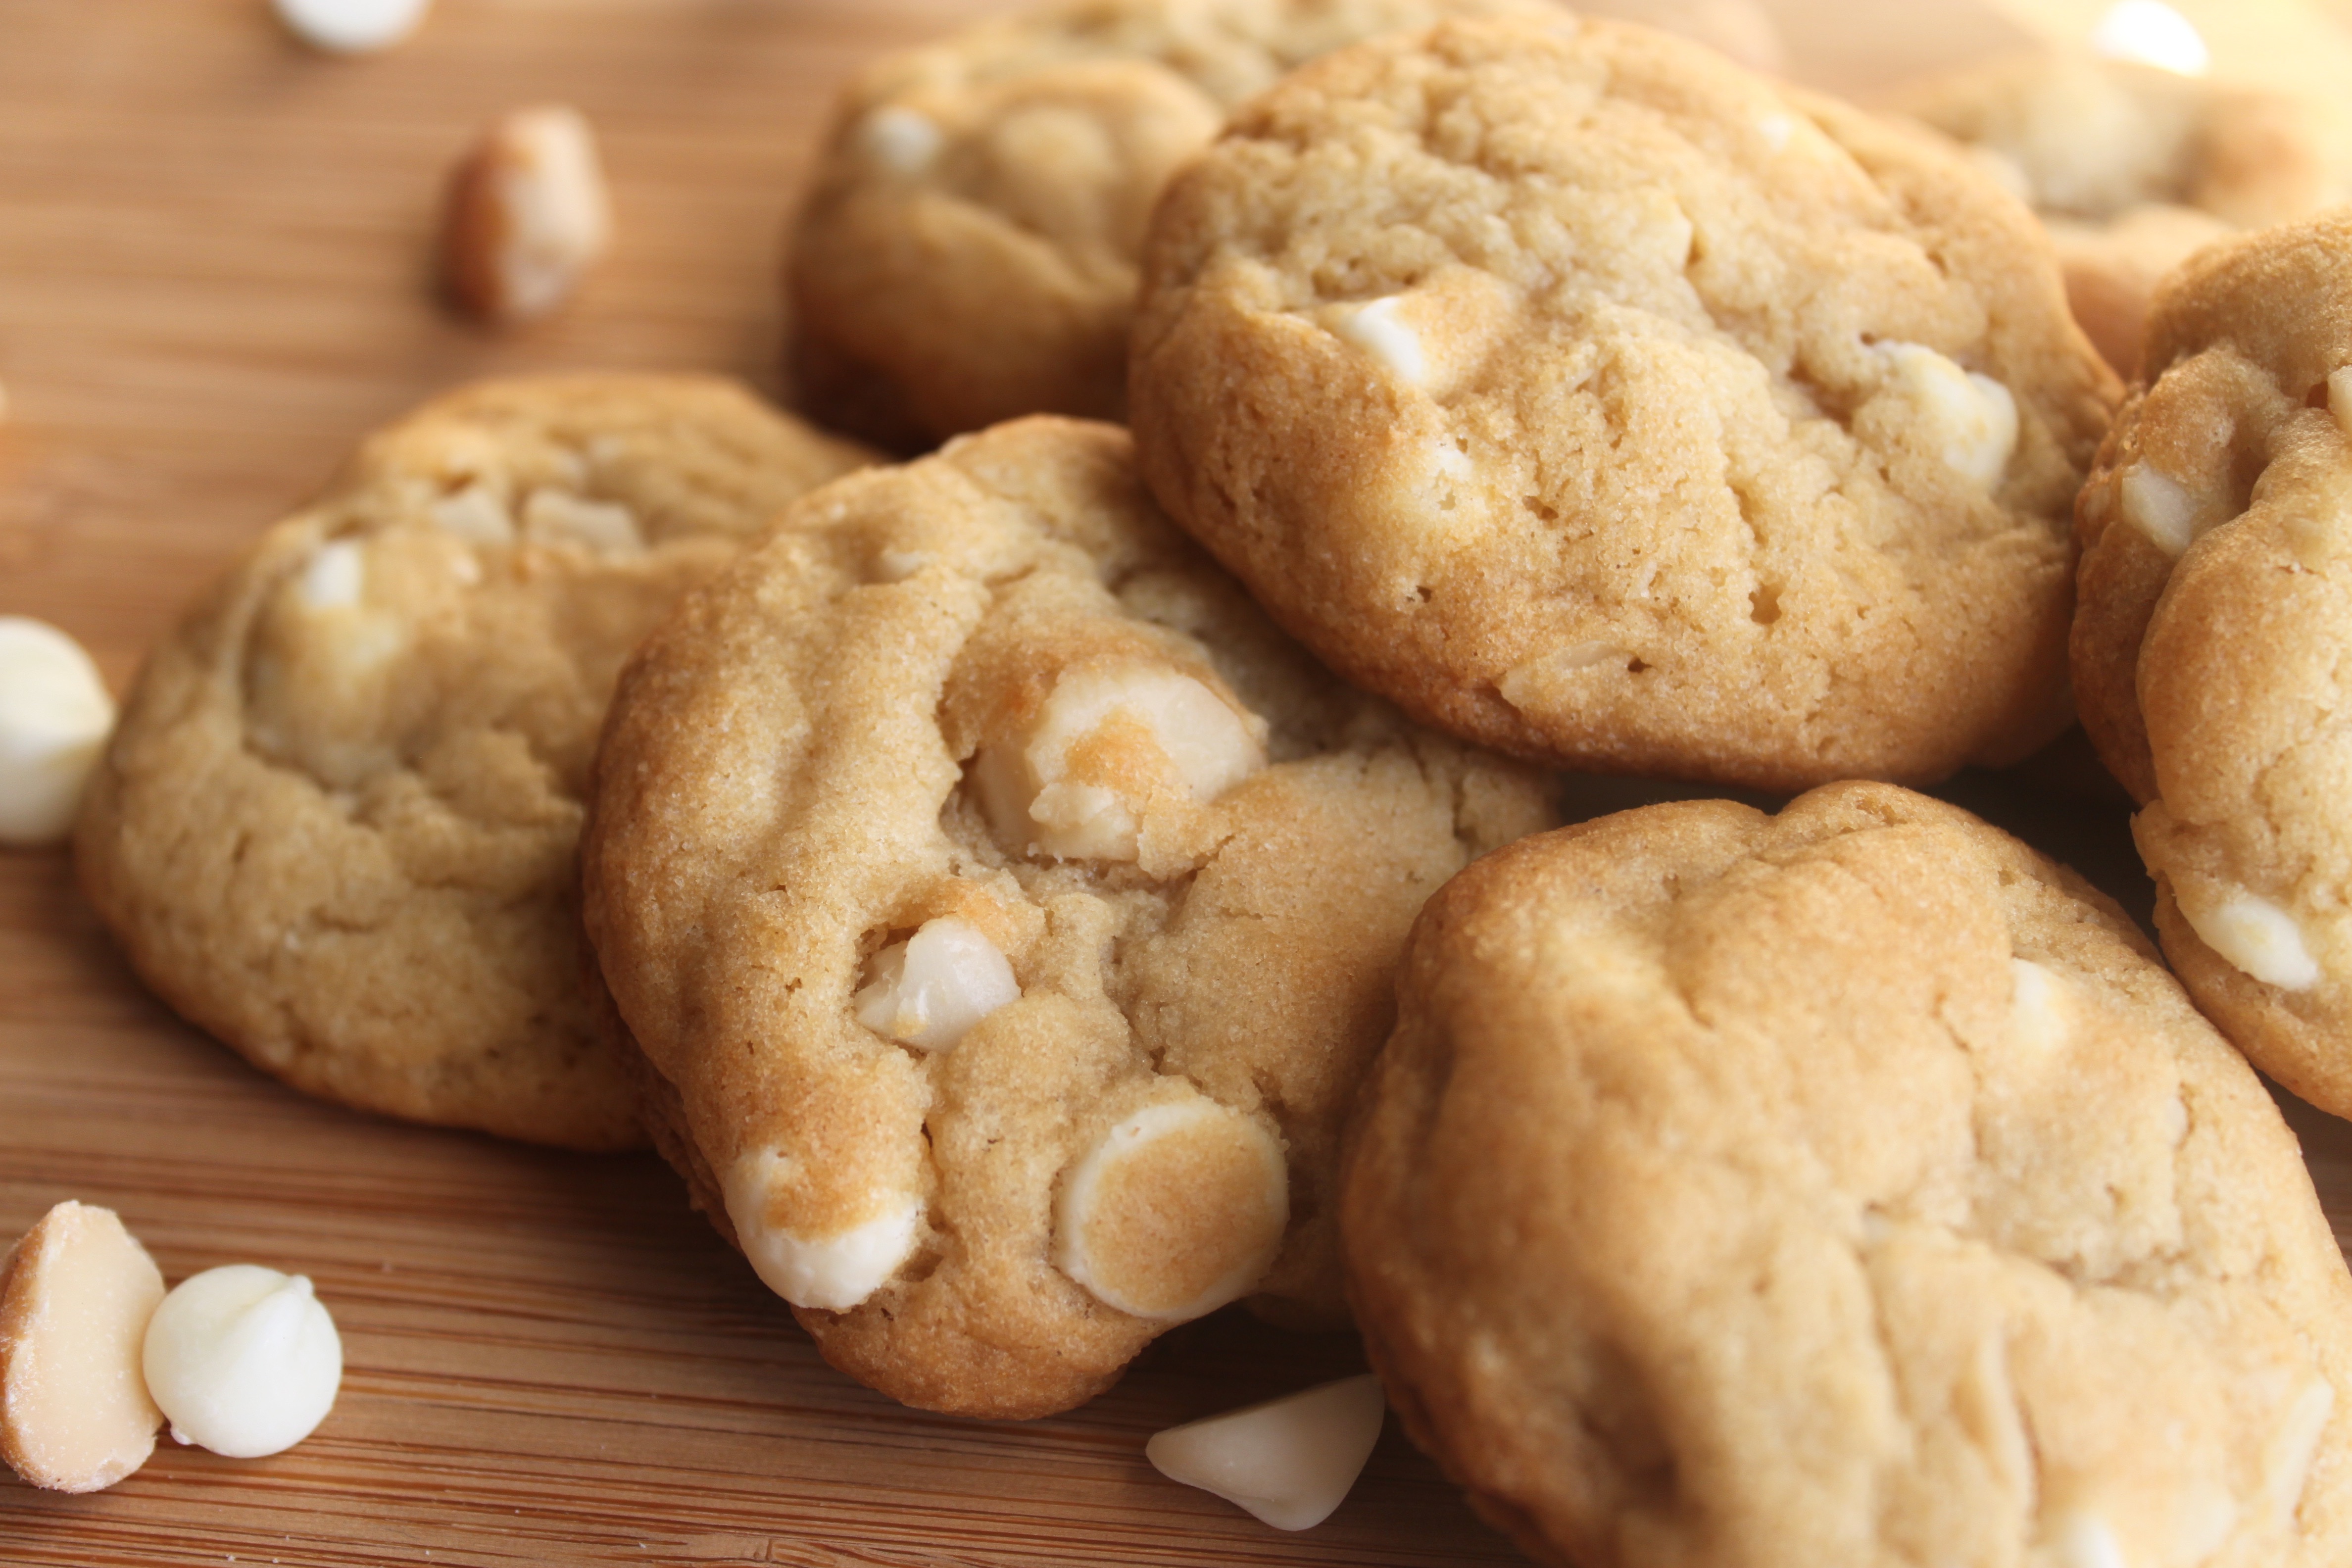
2073, 210, 2352, 1120
785, 0, 1787, 447
1894, 52, 2348, 378
1344, 781, 2352, 1568
1130, 16, 2117, 795
582, 416, 1554, 1418
76, 375, 872, 1151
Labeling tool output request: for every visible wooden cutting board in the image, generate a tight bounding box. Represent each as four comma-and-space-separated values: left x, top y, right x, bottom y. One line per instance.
7, 1, 2352, 1564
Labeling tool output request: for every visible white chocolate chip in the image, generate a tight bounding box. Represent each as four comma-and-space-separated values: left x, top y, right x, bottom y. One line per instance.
429, 483, 516, 547
519, 488, 643, 553
1054, 1098, 1287, 1322
441, 105, 611, 326
1496, 641, 1639, 717
2179, 886, 2322, 990
1334, 298, 1426, 385
2045, 1509, 2128, 1568
2008, 957, 2069, 1050
2119, 463, 2200, 557
973, 663, 1265, 861
855, 106, 944, 176
1872, 342, 2017, 488
0, 618, 117, 848
1756, 113, 1794, 152
142, 1266, 340, 1460
299, 539, 367, 610
721, 1152, 921, 1312
273, 0, 431, 53
2262, 1377, 2335, 1528
873, 547, 932, 583
2329, 367, 2352, 443
0, 1202, 166, 1493
2090, 0, 2210, 76
853, 916, 1021, 1053
1146, 1373, 1386, 1531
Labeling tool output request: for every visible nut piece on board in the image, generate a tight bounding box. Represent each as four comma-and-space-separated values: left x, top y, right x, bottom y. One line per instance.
273, 0, 432, 55
1146, 1374, 1387, 1530
0, 1201, 168, 1494
144, 1266, 342, 1459
0, 616, 117, 848
441, 105, 611, 326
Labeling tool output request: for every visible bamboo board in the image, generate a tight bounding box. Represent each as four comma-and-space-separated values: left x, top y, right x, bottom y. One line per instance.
5, 1, 2352, 1564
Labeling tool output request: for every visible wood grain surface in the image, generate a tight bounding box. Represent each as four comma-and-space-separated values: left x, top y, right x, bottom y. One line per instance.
6, 1, 2352, 1565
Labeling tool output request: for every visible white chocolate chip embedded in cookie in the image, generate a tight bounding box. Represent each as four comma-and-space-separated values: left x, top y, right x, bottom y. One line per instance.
1054, 1097, 1288, 1322
0, 1202, 166, 1493
854, 917, 1022, 1052
1869, 340, 2019, 489
972, 661, 1265, 862
2176, 886, 2322, 992
723, 1152, 925, 1313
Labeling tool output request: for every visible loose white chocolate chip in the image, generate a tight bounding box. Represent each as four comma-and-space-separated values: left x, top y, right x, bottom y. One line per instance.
2180, 887, 2322, 990
722, 1153, 922, 1312
2045, 1509, 2128, 1568
142, 1266, 342, 1459
429, 483, 516, 547
1334, 298, 1427, 385
2262, 1377, 2335, 1528
2118, 464, 2203, 557
974, 663, 1264, 861
1872, 342, 2018, 488
856, 106, 944, 176
0, 1202, 166, 1493
519, 488, 643, 553
273, 0, 431, 53
1146, 1373, 1387, 1531
442, 105, 611, 326
853, 916, 1021, 1053
1054, 1098, 1287, 1322
298, 539, 367, 610
2008, 957, 2070, 1050
0, 617, 117, 848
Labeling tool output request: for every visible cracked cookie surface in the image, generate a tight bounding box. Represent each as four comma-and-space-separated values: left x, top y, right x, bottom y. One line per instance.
75, 375, 872, 1151
1344, 781, 2352, 1568
1893, 52, 2349, 378
2073, 210, 2352, 1121
788, 0, 1623, 447
583, 417, 1554, 1418
1130, 16, 2118, 793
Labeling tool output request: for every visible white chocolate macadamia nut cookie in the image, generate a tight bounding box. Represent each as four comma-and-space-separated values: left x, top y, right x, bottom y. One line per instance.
76, 376, 871, 1151
1893, 53, 2349, 379
786, 0, 1790, 446
1344, 782, 2352, 1568
584, 417, 1554, 1418
1130, 18, 2116, 794
2073, 211, 2352, 1122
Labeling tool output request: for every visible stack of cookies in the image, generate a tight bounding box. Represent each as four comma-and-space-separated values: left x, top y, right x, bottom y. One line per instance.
71, 0, 2352, 1561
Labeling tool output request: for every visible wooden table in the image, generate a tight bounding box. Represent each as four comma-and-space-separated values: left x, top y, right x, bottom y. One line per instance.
6, 1, 2352, 1564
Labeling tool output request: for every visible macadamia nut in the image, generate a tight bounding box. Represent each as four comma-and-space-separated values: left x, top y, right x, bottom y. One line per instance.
441, 105, 611, 326
854, 917, 1020, 1053
973, 662, 1265, 861
143, 1266, 342, 1459
1053, 1097, 1287, 1322
1871, 341, 2019, 489
1145, 1373, 1387, 1531
0, 1201, 166, 1493
0, 617, 117, 848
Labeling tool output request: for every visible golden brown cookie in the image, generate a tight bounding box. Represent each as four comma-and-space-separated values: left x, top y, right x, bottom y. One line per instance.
583, 417, 1553, 1418
1130, 16, 2117, 795
2073, 210, 2352, 1120
1345, 781, 2352, 1568
76, 375, 872, 1151
785, 0, 1790, 447
1894, 52, 2348, 378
